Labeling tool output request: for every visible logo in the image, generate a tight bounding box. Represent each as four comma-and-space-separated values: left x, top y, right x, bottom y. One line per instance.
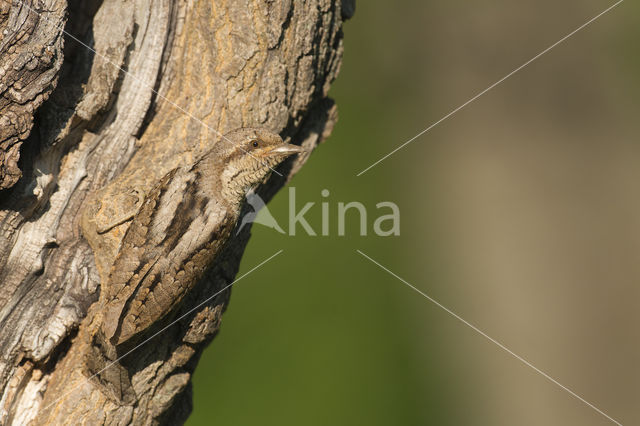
237, 191, 286, 235
238, 188, 400, 236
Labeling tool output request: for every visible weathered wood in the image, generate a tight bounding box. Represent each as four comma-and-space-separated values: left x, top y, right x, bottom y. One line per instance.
0, 0, 350, 423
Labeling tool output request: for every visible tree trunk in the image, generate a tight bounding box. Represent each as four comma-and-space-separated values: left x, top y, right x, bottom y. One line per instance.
0, 0, 353, 423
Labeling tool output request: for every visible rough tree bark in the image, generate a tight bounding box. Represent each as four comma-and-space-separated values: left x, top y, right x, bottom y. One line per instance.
0, 0, 353, 423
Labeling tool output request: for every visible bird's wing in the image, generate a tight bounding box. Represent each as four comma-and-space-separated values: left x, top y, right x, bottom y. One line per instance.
101, 166, 233, 345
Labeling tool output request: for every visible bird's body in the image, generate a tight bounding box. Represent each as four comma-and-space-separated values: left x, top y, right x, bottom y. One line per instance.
97, 128, 302, 347
100, 162, 233, 345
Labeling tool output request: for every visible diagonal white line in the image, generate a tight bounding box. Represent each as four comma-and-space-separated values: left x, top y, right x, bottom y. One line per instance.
356, 249, 623, 426
356, 0, 624, 176
42, 249, 284, 412
5, 0, 284, 176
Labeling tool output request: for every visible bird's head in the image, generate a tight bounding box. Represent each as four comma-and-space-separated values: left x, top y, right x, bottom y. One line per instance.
212, 128, 304, 202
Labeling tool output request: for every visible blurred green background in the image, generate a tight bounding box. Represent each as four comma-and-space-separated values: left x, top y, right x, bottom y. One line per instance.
188, 1, 639, 425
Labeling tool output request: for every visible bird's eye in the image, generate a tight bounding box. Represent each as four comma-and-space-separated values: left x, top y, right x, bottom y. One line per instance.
251, 140, 259, 148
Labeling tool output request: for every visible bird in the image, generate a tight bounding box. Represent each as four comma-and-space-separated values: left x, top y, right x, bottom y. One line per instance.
98, 128, 303, 348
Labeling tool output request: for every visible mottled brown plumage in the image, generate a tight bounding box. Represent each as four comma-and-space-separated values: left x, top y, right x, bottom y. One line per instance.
98, 128, 302, 346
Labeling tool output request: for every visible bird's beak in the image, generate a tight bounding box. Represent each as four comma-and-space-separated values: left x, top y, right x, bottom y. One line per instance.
268, 144, 305, 156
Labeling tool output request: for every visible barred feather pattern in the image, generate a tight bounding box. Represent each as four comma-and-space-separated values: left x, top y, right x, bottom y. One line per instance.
100, 159, 234, 346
